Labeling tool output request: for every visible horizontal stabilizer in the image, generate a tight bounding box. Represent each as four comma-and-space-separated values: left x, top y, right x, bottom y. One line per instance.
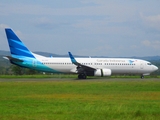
3, 56, 23, 62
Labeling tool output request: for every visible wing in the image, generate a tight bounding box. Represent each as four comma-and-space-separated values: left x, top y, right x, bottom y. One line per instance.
68, 52, 96, 73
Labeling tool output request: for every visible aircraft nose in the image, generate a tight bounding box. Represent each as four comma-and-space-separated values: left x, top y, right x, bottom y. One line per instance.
153, 66, 158, 71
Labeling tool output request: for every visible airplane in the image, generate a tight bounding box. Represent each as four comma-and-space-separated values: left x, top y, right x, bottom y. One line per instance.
4, 28, 158, 79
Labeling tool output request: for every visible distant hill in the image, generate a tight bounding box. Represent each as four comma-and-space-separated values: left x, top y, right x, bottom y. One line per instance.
34, 52, 68, 57
0, 50, 160, 60
130, 56, 160, 61
0, 50, 10, 56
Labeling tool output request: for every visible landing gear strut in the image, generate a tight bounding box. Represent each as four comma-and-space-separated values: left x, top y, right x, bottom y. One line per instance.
78, 73, 87, 79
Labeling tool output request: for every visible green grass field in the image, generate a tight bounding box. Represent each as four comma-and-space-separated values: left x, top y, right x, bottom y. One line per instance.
0, 78, 160, 120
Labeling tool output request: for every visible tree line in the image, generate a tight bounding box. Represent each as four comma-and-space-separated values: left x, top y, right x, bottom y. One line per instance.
0, 65, 40, 75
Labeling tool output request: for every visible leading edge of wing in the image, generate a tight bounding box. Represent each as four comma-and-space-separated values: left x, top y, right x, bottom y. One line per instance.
68, 52, 95, 71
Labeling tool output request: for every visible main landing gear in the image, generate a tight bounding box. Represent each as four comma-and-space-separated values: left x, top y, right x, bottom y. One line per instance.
78, 73, 87, 79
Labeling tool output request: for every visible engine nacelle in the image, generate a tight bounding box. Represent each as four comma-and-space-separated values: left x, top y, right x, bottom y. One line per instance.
94, 69, 112, 77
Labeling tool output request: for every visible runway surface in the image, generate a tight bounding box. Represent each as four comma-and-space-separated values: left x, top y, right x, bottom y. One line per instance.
0, 78, 159, 82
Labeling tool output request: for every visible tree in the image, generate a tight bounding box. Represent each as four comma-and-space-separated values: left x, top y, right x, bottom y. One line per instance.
25, 68, 39, 75
11, 65, 24, 75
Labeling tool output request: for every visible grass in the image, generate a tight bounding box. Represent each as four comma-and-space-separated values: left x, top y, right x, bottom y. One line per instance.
0, 79, 160, 120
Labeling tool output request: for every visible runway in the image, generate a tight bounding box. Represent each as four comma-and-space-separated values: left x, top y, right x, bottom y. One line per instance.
0, 78, 159, 82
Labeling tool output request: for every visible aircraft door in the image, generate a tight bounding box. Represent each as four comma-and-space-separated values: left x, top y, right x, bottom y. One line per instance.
140, 62, 144, 69
32, 60, 37, 67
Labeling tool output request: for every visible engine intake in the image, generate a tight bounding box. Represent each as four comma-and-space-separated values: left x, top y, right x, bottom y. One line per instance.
94, 69, 111, 77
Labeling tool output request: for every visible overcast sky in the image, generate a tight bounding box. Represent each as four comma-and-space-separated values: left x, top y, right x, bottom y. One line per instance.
0, 0, 160, 57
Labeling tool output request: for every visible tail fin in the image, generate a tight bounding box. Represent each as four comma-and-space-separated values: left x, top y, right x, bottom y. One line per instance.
5, 28, 35, 58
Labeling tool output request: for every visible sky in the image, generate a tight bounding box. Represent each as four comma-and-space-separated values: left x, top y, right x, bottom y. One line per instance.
0, 0, 160, 57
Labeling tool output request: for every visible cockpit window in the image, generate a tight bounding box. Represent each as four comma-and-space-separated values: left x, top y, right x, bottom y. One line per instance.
147, 63, 152, 65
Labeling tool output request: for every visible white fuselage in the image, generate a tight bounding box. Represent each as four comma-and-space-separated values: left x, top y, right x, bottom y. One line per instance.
35, 57, 158, 75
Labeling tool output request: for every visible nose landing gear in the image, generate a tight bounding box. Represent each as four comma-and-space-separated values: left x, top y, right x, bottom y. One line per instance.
141, 75, 144, 79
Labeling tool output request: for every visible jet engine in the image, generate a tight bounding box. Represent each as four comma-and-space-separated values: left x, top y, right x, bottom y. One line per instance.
94, 68, 111, 77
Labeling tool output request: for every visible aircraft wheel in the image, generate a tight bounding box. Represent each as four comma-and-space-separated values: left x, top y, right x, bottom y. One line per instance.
78, 73, 87, 79
141, 75, 144, 79
82, 73, 86, 79
78, 74, 82, 79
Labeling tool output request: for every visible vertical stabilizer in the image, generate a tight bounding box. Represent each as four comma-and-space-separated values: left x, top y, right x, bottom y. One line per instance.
5, 28, 35, 58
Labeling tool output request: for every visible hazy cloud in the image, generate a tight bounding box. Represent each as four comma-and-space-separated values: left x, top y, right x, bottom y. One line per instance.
142, 40, 160, 50
0, 24, 9, 29
141, 13, 160, 31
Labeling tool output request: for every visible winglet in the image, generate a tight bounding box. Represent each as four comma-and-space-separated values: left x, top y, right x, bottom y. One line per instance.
68, 52, 78, 65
